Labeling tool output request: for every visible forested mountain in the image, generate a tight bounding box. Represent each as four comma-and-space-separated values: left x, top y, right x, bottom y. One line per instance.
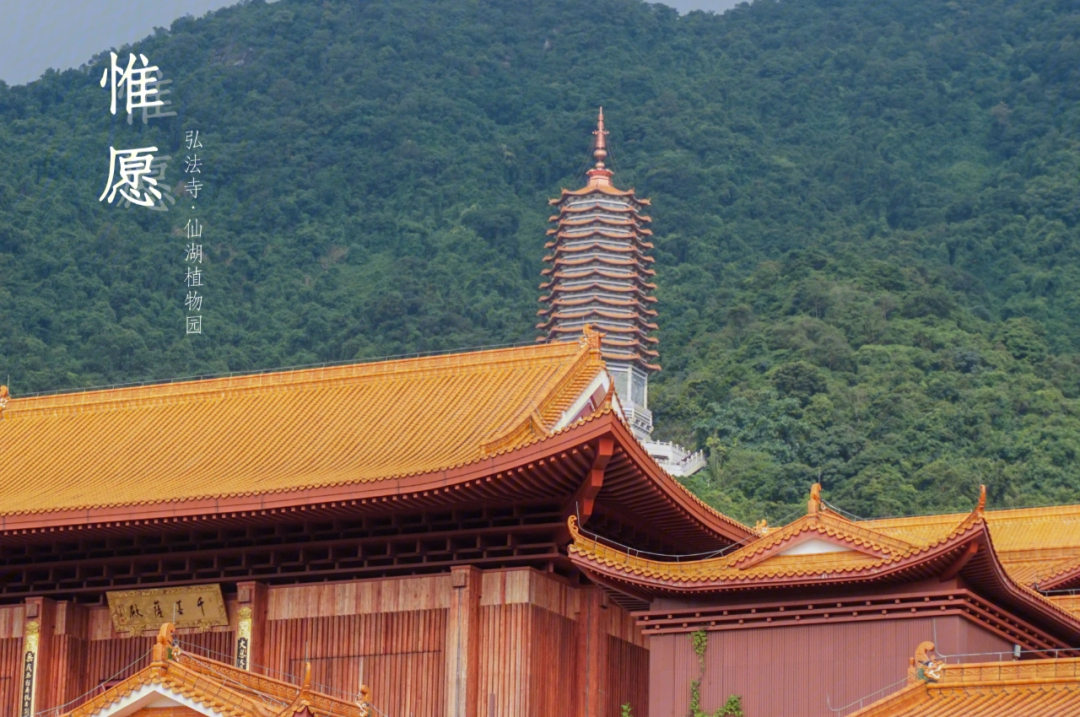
2, 0, 1080, 523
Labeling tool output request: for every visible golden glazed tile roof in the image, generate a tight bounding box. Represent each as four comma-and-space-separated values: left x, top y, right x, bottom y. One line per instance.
567, 502, 986, 586
848, 655, 1080, 717
65, 628, 365, 717
862, 504, 1080, 551
0, 338, 606, 517
861, 504, 1080, 588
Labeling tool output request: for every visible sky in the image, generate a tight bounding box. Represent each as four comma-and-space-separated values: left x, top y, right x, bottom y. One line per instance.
0, 0, 743, 86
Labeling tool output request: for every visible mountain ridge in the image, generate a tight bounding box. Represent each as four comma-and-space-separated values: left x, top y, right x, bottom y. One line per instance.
1, 0, 1079, 522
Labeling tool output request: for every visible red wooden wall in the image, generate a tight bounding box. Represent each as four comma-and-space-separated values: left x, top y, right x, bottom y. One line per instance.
13, 568, 648, 717
265, 610, 447, 716
648, 614, 1012, 717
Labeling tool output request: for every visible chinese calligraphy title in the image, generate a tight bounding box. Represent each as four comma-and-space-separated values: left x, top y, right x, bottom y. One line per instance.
96, 52, 208, 335
97, 52, 174, 209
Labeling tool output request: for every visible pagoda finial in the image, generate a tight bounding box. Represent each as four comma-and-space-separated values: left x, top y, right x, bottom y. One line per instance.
586, 107, 614, 188
593, 106, 608, 168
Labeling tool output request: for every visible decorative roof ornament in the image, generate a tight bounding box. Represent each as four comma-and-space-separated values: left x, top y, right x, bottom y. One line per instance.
152, 622, 177, 669
280, 662, 317, 716
581, 323, 604, 356
0, 385, 8, 415
907, 641, 944, 683
586, 107, 614, 189
977, 484, 987, 514
357, 684, 374, 717
808, 483, 823, 517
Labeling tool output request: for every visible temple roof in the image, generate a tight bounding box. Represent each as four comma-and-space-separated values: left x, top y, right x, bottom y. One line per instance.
570, 488, 1080, 596
568, 485, 1080, 645
861, 505, 1080, 590
0, 338, 606, 521
848, 649, 1080, 717
64, 624, 368, 717
0, 332, 748, 549
567, 487, 989, 589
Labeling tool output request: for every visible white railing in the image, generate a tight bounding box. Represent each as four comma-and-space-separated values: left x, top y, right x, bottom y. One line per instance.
643, 440, 706, 477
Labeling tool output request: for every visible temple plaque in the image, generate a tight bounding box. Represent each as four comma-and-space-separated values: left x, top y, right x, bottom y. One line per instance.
107, 584, 228, 633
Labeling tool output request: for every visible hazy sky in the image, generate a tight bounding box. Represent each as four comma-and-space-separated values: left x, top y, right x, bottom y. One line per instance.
0, 0, 743, 86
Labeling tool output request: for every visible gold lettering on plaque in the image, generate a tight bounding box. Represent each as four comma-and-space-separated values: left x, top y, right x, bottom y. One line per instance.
20, 621, 40, 717
235, 606, 253, 670
107, 584, 228, 633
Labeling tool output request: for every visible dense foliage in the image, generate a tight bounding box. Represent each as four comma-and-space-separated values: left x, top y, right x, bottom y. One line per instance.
2, 0, 1079, 523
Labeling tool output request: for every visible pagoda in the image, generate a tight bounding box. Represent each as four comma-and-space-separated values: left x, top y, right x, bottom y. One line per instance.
539, 109, 704, 475
538, 108, 658, 436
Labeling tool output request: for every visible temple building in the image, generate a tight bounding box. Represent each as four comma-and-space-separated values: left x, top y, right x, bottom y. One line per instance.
0, 335, 748, 717
569, 484, 1080, 716
538, 109, 703, 477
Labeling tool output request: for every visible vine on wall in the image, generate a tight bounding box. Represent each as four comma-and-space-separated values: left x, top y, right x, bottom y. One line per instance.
689, 630, 744, 717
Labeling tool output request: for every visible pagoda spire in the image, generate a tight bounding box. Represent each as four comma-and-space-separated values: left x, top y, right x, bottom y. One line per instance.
586, 107, 614, 189
593, 107, 608, 167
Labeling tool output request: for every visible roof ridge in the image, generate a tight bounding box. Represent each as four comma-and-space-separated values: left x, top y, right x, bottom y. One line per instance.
847, 654, 1080, 716
5, 341, 586, 419
861, 502, 1080, 529
478, 333, 602, 456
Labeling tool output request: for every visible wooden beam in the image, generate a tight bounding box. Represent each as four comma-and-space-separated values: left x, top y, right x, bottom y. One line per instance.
572, 438, 615, 525
574, 588, 610, 717
446, 565, 481, 717
940, 542, 980, 582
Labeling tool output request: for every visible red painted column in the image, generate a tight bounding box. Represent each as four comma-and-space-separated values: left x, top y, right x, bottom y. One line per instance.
20, 598, 55, 717
575, 588, 610, 717
235, 581, 268, 672
446, 566, 481, 717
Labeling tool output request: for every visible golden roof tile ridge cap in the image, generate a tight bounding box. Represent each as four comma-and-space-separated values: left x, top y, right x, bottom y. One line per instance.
930, 655, 1080, 687
859, 502, 1080, 531
177, 651, 314, 703
6, 341, 583, 418
726, 511, 917, 567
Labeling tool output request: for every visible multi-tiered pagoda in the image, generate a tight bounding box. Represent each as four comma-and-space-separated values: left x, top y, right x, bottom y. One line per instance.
538, 109, 659, 438
539, 109, 704, 475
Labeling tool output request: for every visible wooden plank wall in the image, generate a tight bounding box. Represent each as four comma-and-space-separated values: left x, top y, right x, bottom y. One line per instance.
606, 636, 648, 717
265, 575, 453, 717
474, 568, 645, 717
602, 597, 649, 717
31, 602, 234, 715
266, 610, 447, 717
7, 569, 651, 717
